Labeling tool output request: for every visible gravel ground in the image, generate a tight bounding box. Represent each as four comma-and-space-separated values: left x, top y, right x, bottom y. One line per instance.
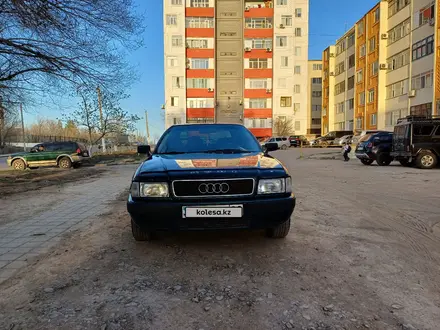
0, 149, 439, 330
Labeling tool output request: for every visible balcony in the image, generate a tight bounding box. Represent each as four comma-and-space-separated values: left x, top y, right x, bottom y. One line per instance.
244, 89, 272, 98
244, 108, 272, 118
244, 69, 272, 78
245, 1, 274, 18
186, 88, 215, 98
187, 108, 215, 119
186, 69, 215, 78
248, 127, 272, 138
185, 7, 214, 17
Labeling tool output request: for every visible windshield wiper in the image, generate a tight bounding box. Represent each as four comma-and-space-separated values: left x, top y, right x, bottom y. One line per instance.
155, 151, 191, 155
202, 149, 254, 154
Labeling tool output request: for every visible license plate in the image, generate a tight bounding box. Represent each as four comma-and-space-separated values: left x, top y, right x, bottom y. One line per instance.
182, 205, 243, 218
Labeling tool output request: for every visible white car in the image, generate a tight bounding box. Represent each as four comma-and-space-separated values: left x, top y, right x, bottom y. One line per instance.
262, 137, 290, 150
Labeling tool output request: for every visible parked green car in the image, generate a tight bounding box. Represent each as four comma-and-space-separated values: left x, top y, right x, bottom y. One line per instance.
7, 141, 89, 170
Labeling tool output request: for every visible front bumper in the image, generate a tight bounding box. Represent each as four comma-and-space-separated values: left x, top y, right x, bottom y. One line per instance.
355, 151, 375, 160
127, 195, 296, 231
6, 158, 12, 166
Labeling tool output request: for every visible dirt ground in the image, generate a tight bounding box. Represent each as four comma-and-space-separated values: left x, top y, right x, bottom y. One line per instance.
1, 150, 440, 330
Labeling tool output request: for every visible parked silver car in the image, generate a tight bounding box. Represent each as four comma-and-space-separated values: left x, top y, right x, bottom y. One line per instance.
261, 137, 291, 150
334, 135, 353, 145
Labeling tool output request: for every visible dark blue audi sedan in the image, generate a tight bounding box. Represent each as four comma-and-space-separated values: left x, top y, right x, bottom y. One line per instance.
127, 124, 296, 241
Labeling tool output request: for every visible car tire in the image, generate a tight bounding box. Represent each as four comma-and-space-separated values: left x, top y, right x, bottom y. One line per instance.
376, 153, 392, 166
266, 219, 291, 239
58, 157, 72, 169
131, 218, 154, 241
12, 159, 26, 170
360, 159, 374, 165
320, 141, 328, 148
399, 159, 413, 167
281, 144, 288, 150
416, 150, 438, 169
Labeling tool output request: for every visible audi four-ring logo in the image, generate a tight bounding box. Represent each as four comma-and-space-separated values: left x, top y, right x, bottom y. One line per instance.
198, 183, 230, 194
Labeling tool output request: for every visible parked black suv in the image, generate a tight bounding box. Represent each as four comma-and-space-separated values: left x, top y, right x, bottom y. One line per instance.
355, 132, 394, 166
391, 115, 440, 169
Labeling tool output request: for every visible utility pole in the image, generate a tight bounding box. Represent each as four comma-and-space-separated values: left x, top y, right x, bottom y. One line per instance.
20, 103, 26, 151
96, 86, 106, 152
0, 99, 4, 150
145, 110, 150, 145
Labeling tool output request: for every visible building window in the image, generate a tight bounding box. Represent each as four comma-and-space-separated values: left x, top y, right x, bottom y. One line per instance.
185, 17, 214, 28
336, 40, 346, 56
388, 0, 410, 18
294, 103, 301, 112
312, 105, 321, 111
359, 92, 365, 106
190, 0, 210, 7
187, 98, 214, 108
356, 69, 363, 83
295, 28, 302, 37
356, 118, 362, 129
360, 44, 366, 57
386, 109, 403, 126
281, 15, 292, 26
172, 35, 183, 47
166, 15, 177, 25
247, 38, 273, 49
412, 35, 435, 61
347, 98, 354, 110
277, 0, 287, 5
172, 76, 183, 88
295, 8, 302, 18
249, 98, 268, 108
244, 118, 272, 129
368, 89, 375, 103
171, 96, 179, 107
357, 21, 364, 36
369, 36, 376, 53
187, 78, 210, 88
347, 76, 355, 90
335, 81, 345, 95
386, 79, 409, 98
168, 57, 178, 67
387, 48, 410, 71
278, 78, 287, 88
348, 54, 355, 68
295, 47, 301, 56
191, 58, 209, 69
280, 97, 292, 107
281, 56, 289, 67
249, 58, 268, 69
415, 2, 435, 28
335, 102, 345, 114
187, 118, 214, 124
335, 60, 345, 76
312, 118, 321, 125
373, 7, 380, 23
347, 33, 355, 48
276, 36, 287, 47
312, 78, 322, 84
295, 121, 301, 131
186, 38, 209, 48
370, 113, 377, 126
294, 65, 301, 75
245, 18, 273, 29
410, 103, 432, 117
313, 64, 322, 70
312, 91, 322, 97
249, 79, 268, 89
371, 61, 379, 76
294, 85, 301, 93
412, 70, 433, 90
388, 18, 410, 45
171, 0, 182, 5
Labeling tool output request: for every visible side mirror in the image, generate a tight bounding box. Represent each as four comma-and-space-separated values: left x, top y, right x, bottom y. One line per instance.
264, 142, 279, 153
137, 145, 151, 154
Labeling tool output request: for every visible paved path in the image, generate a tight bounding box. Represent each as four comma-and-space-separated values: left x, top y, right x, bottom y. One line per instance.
0, 165, 137, 283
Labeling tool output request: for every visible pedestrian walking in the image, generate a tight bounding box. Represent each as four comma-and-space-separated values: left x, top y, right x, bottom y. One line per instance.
343, 143, 351, 162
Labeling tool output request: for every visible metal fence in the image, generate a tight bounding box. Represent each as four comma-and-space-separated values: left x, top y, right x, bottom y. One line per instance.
4, 135, 89, 144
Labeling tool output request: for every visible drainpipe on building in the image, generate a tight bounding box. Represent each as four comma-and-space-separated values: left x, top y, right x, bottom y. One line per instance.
407, 0, 414, 117
344, 34, 348, 131
364, 17, 368, 130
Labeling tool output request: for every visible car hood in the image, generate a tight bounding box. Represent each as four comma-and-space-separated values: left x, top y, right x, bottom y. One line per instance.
135, 152, 284, 176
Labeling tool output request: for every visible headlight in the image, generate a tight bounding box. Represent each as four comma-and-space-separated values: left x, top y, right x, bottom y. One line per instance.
258, 178, 292, 194
140, 182, 169, 197
130, 182, 169, 198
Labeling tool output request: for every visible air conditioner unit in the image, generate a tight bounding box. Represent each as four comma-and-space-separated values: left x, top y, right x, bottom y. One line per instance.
245, 6, 250, 11
329, 52, 335, 57
244, 47, 251, 52
186, 64, 190, 69
266, 47, 272, 52
429, 18, 435, 26
208, 88, 214, 92
329, 72, 335, 76
408, 90, 416, 98
381, 33, 388, 40
279, 24, 285, 29
379, 63, 388, 70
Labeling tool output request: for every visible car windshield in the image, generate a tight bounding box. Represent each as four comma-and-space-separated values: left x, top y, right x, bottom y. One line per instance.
359, 134, 372, 142
155, 124, 262, 154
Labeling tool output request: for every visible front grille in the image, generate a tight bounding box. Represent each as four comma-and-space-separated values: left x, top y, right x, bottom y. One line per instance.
172, 178, 255, 198
180, 218, 250, 230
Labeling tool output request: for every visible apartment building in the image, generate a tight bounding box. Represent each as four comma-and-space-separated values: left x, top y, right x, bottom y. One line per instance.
163, 0, 310, 138
322, 0, 439, 133
307, 60, 322, 136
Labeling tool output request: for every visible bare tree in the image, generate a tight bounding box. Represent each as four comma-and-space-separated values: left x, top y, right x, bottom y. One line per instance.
65, 88, 140, 147
0, 104, 20, 147
273, 117, 294, 136
0, 0, 143, 102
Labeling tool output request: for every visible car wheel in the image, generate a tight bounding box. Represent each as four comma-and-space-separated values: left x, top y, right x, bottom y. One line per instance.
131, 218, 155, 241
360, 159, 374, 165
376, 153, 392, 166
320, 141, 328, 148
281, 144, 288, 150
416, 150, 438, 169
266, 219, 291, 239
58, 157, 72, 169
399, 159, 413, 167
12, 159, 26, 170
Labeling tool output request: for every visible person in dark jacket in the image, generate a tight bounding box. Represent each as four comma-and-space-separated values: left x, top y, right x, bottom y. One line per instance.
343, 143, 351, 162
